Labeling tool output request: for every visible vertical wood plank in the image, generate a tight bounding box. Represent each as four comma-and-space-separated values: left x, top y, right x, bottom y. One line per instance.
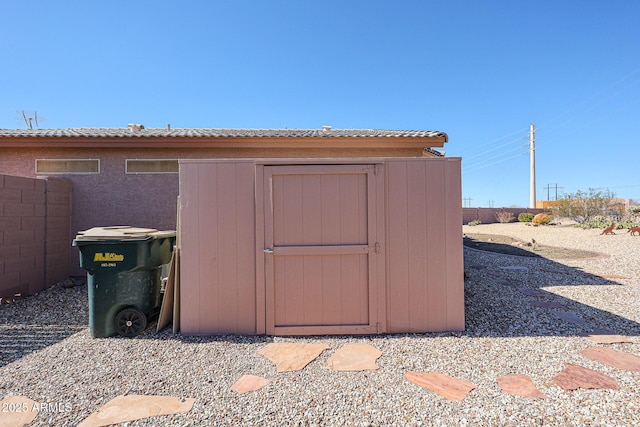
444, 159, 465, 330
264, 168, 276, 334
217, 163, 238, 332
235, 162, 257, 334
255, 164, 266, 334
321, 174, 341, 245
386, 160, 410, 332
321, 255, 341, 325
374, 163, 387, 333
425, 160, 448, 330
406, 161, 428, 329
302, 174, 323, 244
178, 162, 200, 334
302, 255, 323, 325
197, 163, 220, 333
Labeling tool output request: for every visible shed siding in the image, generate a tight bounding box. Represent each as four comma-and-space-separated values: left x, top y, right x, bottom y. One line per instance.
386, 158, 464, 332
179, 161, 257, 335
179, 157, 463, 335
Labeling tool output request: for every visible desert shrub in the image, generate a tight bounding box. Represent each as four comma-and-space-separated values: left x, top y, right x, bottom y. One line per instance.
627, 205, 640, 215
617, 218, 640, 229
495, 211, 515, 223
468, 219, 481, 226
548, 188, 614, 224
578, 215, 611, 229
518, 213, 535, 223
532, 213, 553, 225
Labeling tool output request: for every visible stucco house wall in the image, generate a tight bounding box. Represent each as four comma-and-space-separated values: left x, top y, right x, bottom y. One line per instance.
0, 127, 448, 276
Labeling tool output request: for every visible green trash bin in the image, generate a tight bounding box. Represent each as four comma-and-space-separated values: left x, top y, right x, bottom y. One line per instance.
73, 226, 176, 338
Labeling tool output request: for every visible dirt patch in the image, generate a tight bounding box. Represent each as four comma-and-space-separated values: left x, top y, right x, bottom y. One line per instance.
463, 233, 604, 259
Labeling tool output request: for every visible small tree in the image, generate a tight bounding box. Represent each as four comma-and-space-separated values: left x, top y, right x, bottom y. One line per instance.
549, 188, 614, 224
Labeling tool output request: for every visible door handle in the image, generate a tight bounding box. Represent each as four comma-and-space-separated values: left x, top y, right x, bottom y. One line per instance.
264, 248, 274, 254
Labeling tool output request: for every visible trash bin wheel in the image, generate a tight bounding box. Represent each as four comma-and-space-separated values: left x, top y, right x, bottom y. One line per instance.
114, 307, 148, 337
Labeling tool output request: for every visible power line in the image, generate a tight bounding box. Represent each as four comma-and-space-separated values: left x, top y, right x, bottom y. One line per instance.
448, 127, 529, 157
463, 143, 529, 170
462, 134, 529, 162
464, 151, 529, 174
536, 67, 640, 136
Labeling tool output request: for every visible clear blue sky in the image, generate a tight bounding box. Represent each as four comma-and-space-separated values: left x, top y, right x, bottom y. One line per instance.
2, 1, 639, 207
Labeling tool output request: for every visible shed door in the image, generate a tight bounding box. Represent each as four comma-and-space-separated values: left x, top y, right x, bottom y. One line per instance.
263, 165, 381, 335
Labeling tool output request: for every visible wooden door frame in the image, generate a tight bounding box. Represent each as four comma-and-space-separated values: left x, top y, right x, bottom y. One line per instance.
255, 161, 386, 335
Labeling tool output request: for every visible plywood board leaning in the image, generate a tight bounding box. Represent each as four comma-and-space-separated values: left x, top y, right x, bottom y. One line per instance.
157, 247, 176, 332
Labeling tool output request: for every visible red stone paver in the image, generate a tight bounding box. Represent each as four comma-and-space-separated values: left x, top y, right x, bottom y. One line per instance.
518, 288, 547, 298
581, 347, 640, 371
327, 344, 382, 371
0, 396, 39, 425
77, 395, 195, 427
584, 334, 632, 344
231, 375, 270, 394
405, 371, 476, 401
551, 363, 619, 391
258, 342, 329, 372
594, 274, 629, 279
529, 301, 567, 309
554, 311, 591, 327
497, 374, 546, 399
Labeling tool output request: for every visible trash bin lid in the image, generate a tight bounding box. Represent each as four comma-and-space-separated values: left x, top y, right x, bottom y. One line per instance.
74, 226, 176, 241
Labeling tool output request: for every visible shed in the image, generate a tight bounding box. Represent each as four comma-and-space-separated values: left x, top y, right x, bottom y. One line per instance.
179, 156, 464, 335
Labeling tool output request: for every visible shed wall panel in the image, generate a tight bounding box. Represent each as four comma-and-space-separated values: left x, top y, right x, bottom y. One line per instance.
386, 158, 464, 332
179, 161, 257, 335
180, 157, 463, 335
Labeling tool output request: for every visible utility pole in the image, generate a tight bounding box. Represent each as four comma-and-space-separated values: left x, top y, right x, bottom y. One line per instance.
554, 183, 563, 200
463, 197, 473, 208
529, 123, 536, 208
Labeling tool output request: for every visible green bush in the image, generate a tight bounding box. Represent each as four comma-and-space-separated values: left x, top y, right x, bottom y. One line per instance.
627, 205, 640, 215
617, 218, 640, 229
468, 219, 481, 226
518, 213, 535, 223
578, 215, 611, 229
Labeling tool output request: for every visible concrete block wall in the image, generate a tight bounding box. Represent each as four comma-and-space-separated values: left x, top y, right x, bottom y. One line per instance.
462, 207, 544, 225
45, 178, 72, 286
0, 174, 72, 298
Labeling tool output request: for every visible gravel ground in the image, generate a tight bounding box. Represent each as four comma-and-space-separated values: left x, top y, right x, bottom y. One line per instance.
1, 223, 639, 426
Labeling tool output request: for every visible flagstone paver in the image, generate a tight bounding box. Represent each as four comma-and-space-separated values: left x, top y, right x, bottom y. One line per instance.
581, 347, 640, 371
258, 342, 329, 372
529, 301, 567, 309
499, 266, 529, 271
554, 311, 591, 327
594, 274, 630, 279
495, 279, 517, 287
551, 363, 619, 391
486, 271, 508, 278
497, 374, 546, 399
517, 288, 547, 298
0, 396, 39, 426
231, 375, 270, 394
584, 334, 632, 344
327, 344, 382, 371
405, 371, 476, 401
77, 395, 195, 427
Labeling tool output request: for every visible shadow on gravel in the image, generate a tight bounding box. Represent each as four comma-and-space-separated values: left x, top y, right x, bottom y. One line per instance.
461, 244, 640, 339
0, 283, 88, 368
2, 242, 638, 363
